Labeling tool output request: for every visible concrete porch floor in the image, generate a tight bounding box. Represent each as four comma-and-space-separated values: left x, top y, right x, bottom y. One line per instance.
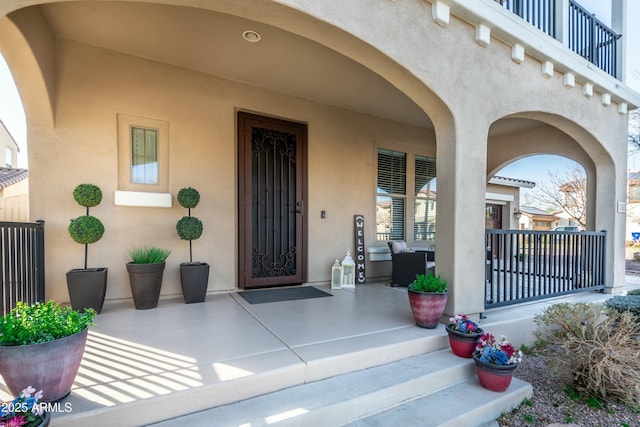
2, 277, 639, 426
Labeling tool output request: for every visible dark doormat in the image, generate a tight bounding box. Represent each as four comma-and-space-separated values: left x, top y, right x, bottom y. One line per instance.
237, 286, 332, 304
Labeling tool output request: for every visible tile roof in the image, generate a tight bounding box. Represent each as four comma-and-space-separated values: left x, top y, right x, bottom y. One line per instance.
0, 167, 28, 189
489, 175, 536, 188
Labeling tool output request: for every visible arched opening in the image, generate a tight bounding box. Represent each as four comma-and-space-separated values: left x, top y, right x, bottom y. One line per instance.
0, 53, 26, 167
497, 155, 587, 231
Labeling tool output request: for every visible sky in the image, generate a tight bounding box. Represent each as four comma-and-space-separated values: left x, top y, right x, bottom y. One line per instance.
0, 0, 638, 173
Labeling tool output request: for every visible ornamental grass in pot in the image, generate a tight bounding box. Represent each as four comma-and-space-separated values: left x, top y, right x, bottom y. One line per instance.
126, 246, 171, 310
446, 314, 484, 358
175, 187, 209, 303
66, 183, 108, 313
407, 273, 448, 329
472, 332, 523, 392
0, 301, 96, 402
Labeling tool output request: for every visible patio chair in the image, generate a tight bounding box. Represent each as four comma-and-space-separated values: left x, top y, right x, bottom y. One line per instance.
387, 241, 435, 287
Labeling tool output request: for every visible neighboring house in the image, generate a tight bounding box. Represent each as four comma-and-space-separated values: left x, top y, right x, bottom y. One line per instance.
551, 209, 582, 230
0, 0, 638, 316
518, 206, 560, 231
0, 120, 18, 169
626, 171, 640, 241
486, 175, 535, 230
0, 120, 28, 221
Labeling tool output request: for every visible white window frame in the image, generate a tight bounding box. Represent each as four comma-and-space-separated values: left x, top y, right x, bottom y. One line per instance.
375, 144, 436, 244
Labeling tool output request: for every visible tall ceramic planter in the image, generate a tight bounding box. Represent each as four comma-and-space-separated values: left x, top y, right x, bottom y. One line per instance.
446, 325, 484, 358
180, 262, 210, 303
407, 289, 448, 328
126, 262, 166, 310
472, 351, 518, 392
0, 328, 88, 402
66, 267, 108, 313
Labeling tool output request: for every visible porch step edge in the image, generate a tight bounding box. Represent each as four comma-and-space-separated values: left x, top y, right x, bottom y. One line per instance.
347, 377, 533, 427
147, 350, 478, 427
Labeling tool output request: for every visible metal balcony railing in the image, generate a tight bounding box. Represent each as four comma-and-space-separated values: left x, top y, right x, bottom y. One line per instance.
498, 0, 556, 37
568, 0, 620, 77
495, 0, 620, 78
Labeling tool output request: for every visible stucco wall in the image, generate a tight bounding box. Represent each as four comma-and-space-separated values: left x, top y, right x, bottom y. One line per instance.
1, 0, 636, 313
35, 39, 435, 302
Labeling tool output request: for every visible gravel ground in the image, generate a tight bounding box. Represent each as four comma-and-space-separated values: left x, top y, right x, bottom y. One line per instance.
496, 258, 640, 426
495, 347, 640, 427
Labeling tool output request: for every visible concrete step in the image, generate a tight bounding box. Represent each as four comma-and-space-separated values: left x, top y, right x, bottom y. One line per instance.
148, 350, 532, 427
347, 378, 532, 427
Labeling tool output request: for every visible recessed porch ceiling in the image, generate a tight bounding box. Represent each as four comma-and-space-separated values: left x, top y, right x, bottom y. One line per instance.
37, 1, 538, 137
40, 1, 434, 128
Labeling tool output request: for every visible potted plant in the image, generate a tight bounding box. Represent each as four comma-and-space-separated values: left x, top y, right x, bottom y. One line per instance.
0, 386, 50, 426
446, 314, 484, 358
407, 272, 448, 329
175, 187, 209, 303
126, 246, 171, 310
0, 301, 96, 402
472, 332, 523, 392
66, 183, 108, 313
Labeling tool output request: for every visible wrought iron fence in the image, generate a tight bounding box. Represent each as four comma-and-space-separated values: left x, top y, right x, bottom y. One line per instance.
0, 220, 45, 316
485, 229, 605, 309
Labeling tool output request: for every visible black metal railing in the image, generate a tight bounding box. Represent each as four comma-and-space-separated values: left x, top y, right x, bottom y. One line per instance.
0, 220, 45, 316
568, 0, 620, 77
498, 0, 556, 37
485, 229, 605, 309
495, 0, 620, 78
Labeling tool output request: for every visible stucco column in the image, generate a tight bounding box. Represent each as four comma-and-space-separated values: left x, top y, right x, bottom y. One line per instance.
611, 0, 626, 82
594, 157, 628, 294
435, 115, 488, 320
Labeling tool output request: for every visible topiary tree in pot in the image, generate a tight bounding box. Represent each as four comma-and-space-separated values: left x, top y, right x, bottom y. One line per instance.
176, 187, 209, 303
66, 183, 108, 313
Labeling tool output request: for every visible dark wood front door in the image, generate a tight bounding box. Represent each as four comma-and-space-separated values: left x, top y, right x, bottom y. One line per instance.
237, 112, 307, 289
485, 204, 502, 230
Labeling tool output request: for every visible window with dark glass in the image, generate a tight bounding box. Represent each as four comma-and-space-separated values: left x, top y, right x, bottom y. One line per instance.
376, 149, 436, 242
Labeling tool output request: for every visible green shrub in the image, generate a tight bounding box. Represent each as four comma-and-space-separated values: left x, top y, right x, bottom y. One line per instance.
534, 302, 640, 405
72, 183, 103, 208
177, 187, 200, 209
128, 246, 171, 264
176, 216, 203, 241
0, 301, 96, 346
408, 273, 447, 293
68, 215, 105, 245
634, 252, 640, 262
605, 295, 640, 319
627, 288, 640, 296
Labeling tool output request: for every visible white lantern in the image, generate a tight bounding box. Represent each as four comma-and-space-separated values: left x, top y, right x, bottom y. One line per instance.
341, 249, 356, 289
331, 259, 343, 290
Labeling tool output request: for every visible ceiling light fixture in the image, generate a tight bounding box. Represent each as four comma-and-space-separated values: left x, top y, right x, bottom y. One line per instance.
242, 30, 262, 43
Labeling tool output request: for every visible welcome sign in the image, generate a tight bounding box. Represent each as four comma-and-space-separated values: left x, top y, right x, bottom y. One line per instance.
354, 215, 366, 284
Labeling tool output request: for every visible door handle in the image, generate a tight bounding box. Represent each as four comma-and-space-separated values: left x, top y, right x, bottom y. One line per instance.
296, 200, 304, 214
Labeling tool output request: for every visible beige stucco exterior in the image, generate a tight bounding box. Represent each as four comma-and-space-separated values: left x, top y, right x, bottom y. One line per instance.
0, 0, 638, 317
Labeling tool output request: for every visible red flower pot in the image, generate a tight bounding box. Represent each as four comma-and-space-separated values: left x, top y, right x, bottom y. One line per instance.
407, 290, 448, 329
446, 326, 484, 358
472, 351, 518, 392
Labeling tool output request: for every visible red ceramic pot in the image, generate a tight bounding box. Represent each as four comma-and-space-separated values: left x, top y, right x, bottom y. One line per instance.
0, 328, 88, 402
446, 325, 484, 358
472, 351, 518, 392
407, 290, 448, 329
